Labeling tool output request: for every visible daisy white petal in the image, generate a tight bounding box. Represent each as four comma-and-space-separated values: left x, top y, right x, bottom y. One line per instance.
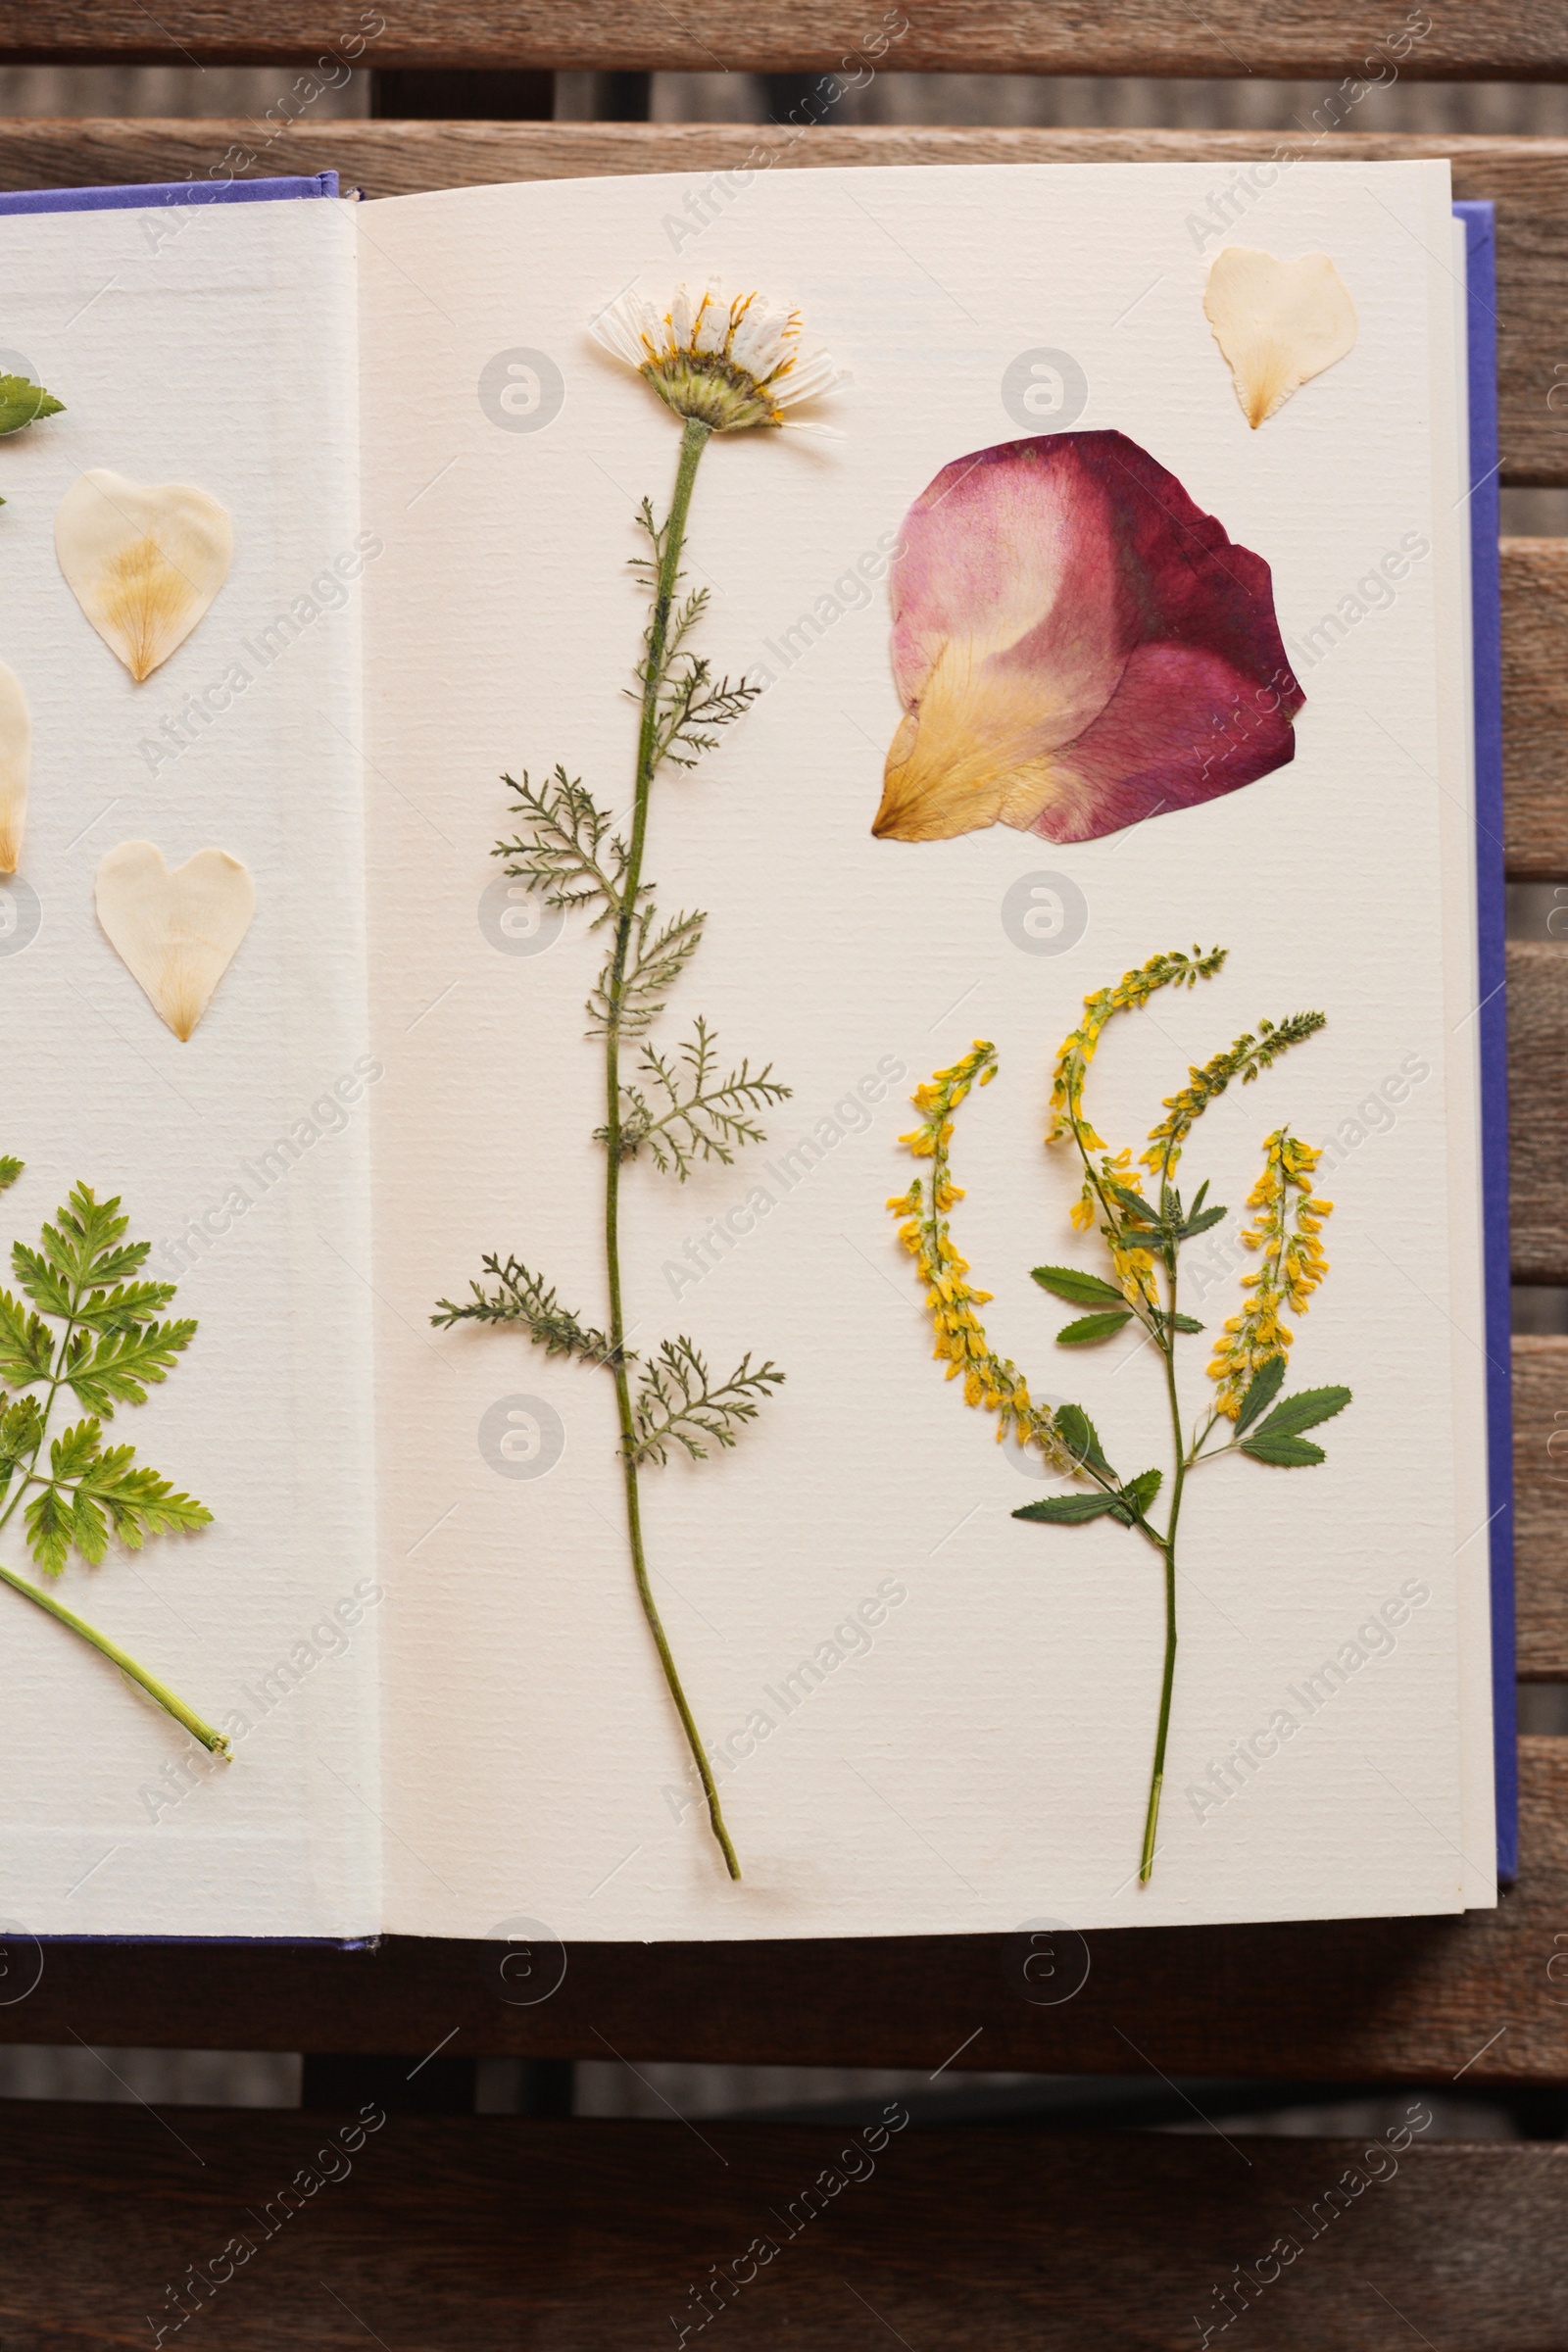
588, 280, 841, 433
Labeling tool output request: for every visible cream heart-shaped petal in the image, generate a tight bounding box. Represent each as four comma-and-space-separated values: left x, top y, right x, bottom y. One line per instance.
96, 842, 255, 1041
1203, 247, 1357, 428
56, 469, 232, 681
0, 660, 29, 875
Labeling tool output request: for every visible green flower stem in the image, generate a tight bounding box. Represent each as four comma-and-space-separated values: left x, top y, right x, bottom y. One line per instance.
0, 1556, 229, 1755
603, 414, 740, 1882
1140, 1255, 1186, 1886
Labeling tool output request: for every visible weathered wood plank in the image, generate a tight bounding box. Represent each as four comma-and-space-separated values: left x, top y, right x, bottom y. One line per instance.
1507, 942, 1568, 1283
1501, 538, 1568, 878
1, 2110, 1563, 2350
0, 1740, 1560, 2076
1511, 1335, 1568, 1677
3, 122, 1568, 484
0, 0, 1558, 80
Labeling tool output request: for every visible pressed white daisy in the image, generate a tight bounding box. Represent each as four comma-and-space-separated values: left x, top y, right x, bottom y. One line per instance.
590, 283, 844, 432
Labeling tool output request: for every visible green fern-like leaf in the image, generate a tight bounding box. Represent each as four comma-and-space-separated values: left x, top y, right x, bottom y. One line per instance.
64, 1317, 199, 1414
628, 1338, 783, 1466
588, 903, 707, 1039
651, 657, 760, 770
432, 1254, 619, 1368
0, 1182, 211, 1577
75, 1444, 213, 1549
604, 1015, 791, 1176
68, 1278, 182, 1337
23, 1418, 211, 1575
496, 766, 629, 929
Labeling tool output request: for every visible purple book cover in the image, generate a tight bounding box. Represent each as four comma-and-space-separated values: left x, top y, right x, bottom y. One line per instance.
0, 172, 337, 216
1453, 199, 1515, 1882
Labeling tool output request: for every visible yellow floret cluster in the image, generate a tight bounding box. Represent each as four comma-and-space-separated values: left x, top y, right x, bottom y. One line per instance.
1047, 949, 1226, 1310
1047, 946, 1227, 1153
1207, 1129, 1333, 1418
888, 1041, 1074, 1471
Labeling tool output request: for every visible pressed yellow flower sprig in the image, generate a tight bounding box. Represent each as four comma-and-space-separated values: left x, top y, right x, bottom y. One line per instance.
1207, 1130, 1332, 1419
889, 1044, 1076, 1473
436, 285, 841, 1883
891, 947, 1349, 1886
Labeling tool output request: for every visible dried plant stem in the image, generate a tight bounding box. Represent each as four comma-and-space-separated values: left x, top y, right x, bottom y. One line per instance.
1062, 1110, 1184, 1886
602, 416, 740, 1881
1141, 1260, 1186, 1886
0, 1556, 227, 1754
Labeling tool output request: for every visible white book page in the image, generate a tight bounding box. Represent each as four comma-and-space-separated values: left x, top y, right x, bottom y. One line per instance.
2, 199, 380, 1937
359, 159, 1487, 1938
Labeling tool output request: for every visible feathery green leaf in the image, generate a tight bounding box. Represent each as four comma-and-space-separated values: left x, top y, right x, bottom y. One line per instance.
496, 766, 628, 929
432, 1254, 618, 1367
604, 1015, 790, 1177
628, 1339, 783, 1466
589, 903, 707, 1039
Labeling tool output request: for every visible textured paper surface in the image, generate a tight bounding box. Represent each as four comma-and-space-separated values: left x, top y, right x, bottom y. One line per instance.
359, 161, 1491, 1939
0, 200, 379, 1937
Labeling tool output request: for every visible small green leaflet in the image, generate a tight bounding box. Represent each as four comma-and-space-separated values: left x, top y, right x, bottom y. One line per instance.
0, 1290, 53, 1385
1117, 1467, 1163, 1518
1105, 1179, 1156, 1226
1053, 1402, 1114, 1479
10, 1244, 72, 1321
64, 1318, 198, 1414
36, 1187, 150, 1291
1175, 1203, 1227, 1241
0, 1394, 42, 1494
1154, 1310, 1204, 1336
0, 1156, 22, 1194
1012, 1465, 1162, 1529
1235, 1353, 1286, 1432
1238, 1431, 1327, 1467
1250, 1385, 1352, 1436
1239, 1384, 1352, 1468
1055, 1310, 1133, 1345
64, 1279, 181, 1338
1013, 1491, 1126, 1525
1030, 1264, 1125, 1308
0, 373, 64, 438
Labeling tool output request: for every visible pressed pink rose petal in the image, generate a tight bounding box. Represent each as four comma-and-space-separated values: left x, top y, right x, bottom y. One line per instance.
872, 431, 1303, 846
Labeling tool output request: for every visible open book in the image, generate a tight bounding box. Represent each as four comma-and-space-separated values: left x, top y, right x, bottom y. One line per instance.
0, 158, 1506, 1941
